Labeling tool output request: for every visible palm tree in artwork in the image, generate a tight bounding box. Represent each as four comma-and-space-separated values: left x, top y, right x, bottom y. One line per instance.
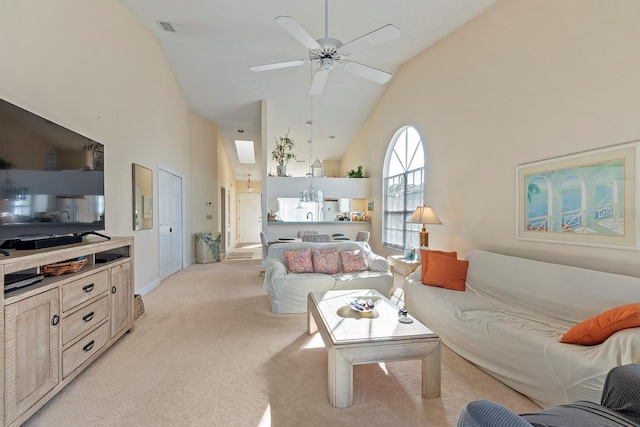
527, 182, 541, 203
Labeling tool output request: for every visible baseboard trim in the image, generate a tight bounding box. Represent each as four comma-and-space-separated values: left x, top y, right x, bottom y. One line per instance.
137, 278, 160, 296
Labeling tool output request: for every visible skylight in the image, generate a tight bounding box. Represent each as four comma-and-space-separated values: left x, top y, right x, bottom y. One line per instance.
234, 140, 255, 164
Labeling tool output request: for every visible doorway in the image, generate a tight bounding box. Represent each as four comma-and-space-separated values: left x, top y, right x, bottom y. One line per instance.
158, 167, 184, 280
220, 187, 232, 254
238, 193, 262, 243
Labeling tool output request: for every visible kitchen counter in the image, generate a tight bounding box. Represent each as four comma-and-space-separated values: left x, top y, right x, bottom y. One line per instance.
268, 221, 370, 224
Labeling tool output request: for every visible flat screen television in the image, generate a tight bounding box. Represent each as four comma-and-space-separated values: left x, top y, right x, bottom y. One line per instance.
0, 98, 105, 246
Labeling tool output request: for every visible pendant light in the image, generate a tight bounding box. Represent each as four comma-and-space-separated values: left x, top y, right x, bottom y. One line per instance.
245, 174, 254, 193
300, 65, 323, 203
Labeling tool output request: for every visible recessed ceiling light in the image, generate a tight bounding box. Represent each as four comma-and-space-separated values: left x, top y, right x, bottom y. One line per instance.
234, 140, 255, 164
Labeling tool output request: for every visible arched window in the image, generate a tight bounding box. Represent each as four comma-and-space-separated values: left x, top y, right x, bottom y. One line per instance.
383, 126, 424, 249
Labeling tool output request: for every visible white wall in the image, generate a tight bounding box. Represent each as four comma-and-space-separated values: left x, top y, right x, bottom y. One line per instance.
0, 0, 225, 291
343, 0, 640, 277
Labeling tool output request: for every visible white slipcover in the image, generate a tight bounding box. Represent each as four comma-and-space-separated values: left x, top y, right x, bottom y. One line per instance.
404, 250, 640, 408
263, 241, 393, 313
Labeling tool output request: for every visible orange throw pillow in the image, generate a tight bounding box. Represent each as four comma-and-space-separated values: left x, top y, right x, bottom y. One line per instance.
560, 303, 640, 345
420, 249, 457, 284
422, 252, 468, 291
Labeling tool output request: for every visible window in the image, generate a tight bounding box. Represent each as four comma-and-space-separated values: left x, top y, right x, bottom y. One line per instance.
383, 126, 424, 250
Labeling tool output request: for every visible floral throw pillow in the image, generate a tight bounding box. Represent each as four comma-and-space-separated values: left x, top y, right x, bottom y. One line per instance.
339, 249, 368, 273
312, 248, 339, 274
283, 248, 314, 273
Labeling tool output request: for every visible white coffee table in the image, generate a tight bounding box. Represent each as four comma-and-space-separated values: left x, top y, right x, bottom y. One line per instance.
307, 289, 441, 408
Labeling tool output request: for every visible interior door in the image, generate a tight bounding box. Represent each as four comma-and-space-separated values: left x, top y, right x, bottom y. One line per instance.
238, 194, 262, 242
159, 168, 183, 280
220, 187, 226, 254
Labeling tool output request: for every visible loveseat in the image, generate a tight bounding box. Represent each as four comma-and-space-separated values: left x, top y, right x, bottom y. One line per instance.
263, 241, 393, 314
404, 249, 640, 408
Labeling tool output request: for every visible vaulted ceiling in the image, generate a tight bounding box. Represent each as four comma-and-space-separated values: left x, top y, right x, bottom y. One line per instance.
121, 0, 498, 178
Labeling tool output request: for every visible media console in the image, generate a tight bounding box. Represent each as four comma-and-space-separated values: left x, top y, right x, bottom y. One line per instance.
0, 236, 134, 426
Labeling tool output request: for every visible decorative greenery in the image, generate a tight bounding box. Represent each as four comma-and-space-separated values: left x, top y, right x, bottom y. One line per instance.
0, 158, 16, 169
271, 128, 296, 166
346, 165, 364, 178
527, 182, 541, 203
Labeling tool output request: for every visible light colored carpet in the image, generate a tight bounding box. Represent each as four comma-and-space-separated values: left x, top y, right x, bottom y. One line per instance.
23, 258, 540, 427
227, 251, 254, 259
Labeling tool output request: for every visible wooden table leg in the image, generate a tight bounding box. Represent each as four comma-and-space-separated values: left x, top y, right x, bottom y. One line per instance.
422, 340, 441, 398
307, 311, 317, 335
328, 348, 352, 408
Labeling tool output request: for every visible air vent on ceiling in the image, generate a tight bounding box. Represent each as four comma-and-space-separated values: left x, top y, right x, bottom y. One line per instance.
157, 21, 176, 32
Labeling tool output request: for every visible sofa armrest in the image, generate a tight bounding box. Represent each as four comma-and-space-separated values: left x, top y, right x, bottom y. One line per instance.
600, 364, 640, 424
263, 259, 288, 292
458, 400, 536, 427
405, 267, 422, 284
368, 253, 390, 272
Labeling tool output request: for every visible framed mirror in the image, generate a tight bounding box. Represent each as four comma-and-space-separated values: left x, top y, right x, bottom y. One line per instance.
132, 163, 153, 230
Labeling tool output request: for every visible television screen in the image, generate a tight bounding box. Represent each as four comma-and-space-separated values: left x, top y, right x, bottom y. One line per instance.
0, 98, 105, 242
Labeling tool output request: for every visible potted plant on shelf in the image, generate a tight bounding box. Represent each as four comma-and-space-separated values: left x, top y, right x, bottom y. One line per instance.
346, 165, 364, 178
272, 128, 296, 177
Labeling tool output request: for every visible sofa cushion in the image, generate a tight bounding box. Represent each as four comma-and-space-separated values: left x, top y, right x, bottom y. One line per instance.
312, 248, 339, 274
340, 249, 368, 273
420, 249, 457, 284
283, 248, 314, 273
464, 250, 640, 325
423, 252, 468, 291
560, 303, 640, 345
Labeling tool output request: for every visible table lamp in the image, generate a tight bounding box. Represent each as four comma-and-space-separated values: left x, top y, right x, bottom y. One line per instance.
407, 205, 442, 247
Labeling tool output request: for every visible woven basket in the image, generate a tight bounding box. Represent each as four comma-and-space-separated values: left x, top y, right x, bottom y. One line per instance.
42, 257, 88, 276
134, 294, 145, 319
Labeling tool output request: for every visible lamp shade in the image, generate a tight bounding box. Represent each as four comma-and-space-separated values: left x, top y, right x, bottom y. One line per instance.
407, 206, 442, 225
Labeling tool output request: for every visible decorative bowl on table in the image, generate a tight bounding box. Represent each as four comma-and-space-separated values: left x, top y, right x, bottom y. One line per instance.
348, 298, 376, 313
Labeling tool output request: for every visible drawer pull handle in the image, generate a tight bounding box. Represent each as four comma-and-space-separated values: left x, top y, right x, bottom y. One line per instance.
111, 286, 117, 294
83, 340, 95, 352
52, 315, 60, 326
83, 312, 95, 322
82, 283, 95, 293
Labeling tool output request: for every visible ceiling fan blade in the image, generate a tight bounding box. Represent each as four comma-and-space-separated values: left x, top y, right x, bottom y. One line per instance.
250, 59, 310, 72
309, 69, 330, 95
275, 16, 321, 50
341, 24, 401, 54
342, 60, 392, 84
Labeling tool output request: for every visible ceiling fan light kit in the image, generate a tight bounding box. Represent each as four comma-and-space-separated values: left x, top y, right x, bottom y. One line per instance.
249, 0, 400, 95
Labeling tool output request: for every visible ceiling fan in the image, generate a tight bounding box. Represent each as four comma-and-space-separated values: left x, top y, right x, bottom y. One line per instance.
249, 0, 400, 95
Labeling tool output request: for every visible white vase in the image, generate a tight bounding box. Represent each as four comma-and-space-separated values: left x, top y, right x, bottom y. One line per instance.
277, 164, 287, 177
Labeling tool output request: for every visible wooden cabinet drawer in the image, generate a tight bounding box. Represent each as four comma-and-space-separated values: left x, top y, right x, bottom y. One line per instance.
62, 321, 109, 378
62, 295, 109, 345
62, 270, 109, 312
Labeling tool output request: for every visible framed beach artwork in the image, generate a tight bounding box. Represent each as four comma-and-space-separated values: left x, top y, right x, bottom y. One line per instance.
516, 141, 640, 250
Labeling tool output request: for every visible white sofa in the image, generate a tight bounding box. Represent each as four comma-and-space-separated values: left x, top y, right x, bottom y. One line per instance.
263, 241, 393, 314
404, 250, 640, 408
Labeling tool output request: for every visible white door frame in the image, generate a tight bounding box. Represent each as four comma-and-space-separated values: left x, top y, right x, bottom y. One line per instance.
158, 164, 186, 270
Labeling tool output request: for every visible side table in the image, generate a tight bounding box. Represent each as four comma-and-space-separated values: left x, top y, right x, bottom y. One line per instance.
387, 255, 422, 307
387, 254, 421, 278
